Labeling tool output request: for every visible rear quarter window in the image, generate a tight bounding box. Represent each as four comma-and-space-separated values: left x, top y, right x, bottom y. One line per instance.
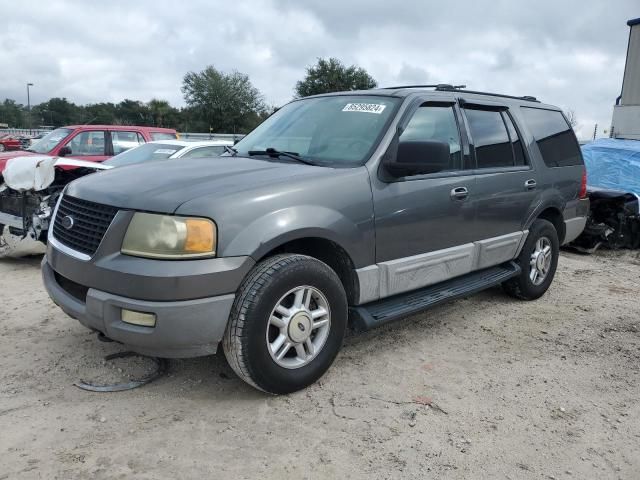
520, 107, 583, 167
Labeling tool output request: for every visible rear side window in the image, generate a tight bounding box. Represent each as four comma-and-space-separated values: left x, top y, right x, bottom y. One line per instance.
502, 112, 527, 166
151, 132, 177, 141
111, 131, 143, 154
520, 107, 583, 167
464, 108, 513, 168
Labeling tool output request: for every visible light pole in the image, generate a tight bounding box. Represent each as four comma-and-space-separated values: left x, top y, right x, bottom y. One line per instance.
26, 82, 34, 134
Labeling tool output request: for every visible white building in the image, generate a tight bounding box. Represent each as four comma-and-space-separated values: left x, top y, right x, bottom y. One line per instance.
612, 18, 640, 140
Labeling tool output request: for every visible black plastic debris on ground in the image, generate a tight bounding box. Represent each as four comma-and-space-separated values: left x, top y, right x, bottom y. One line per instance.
569, 189, 640, 253
74, 351, 169, 392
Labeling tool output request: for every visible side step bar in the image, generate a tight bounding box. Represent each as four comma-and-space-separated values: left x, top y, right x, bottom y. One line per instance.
350, 261, 521, 331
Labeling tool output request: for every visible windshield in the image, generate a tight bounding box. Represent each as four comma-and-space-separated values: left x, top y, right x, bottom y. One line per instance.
28, 128, 73, 154
233, 95, 400, 166
103, 143, 185, 167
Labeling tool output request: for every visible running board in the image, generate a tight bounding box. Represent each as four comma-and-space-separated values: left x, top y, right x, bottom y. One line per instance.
350, 261, 521, 331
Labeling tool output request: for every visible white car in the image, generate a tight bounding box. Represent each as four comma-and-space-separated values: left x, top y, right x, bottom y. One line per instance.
102, 139, 234, 167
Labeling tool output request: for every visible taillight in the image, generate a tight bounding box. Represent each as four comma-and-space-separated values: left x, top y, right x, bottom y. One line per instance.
579, 169, 588, 199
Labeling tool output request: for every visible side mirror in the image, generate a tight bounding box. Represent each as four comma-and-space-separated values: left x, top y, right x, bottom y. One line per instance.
58, 145, 72, 157
385, 140, 451, 177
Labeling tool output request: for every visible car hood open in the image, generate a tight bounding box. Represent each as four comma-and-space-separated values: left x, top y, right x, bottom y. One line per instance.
65, 156, 332, 214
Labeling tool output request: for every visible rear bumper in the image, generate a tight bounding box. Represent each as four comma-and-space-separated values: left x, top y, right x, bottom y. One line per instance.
562, 198, 590, 245
42, 259, 235, 358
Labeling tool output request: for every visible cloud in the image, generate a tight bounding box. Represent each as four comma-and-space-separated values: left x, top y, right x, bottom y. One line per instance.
0, 0, 636, 138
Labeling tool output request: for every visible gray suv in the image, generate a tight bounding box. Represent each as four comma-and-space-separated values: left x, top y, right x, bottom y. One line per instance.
42, 85, 589, 393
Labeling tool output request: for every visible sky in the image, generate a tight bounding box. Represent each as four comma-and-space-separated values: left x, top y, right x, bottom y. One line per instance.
0, 0, 636, 139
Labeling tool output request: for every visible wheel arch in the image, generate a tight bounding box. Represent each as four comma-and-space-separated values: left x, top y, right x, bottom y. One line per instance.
534, 207, 565, 244
254, 235, 360, 306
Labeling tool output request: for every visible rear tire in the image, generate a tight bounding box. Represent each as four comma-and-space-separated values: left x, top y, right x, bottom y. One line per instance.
503, 219, 559, 300
223, 254, 347, 394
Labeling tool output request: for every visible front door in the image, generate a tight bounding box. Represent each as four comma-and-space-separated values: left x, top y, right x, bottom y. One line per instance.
372, 100, 477, 297
62, 130, 109, 162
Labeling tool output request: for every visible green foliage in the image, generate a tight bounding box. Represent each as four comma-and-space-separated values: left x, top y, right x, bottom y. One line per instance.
1, 97, 198, 132
0, 99, 26, 127
295, 57, 377, 98
182, 65, 268, 133
1, 66, 271, 133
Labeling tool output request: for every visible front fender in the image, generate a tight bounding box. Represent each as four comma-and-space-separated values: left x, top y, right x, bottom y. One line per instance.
221, 205, 372, 267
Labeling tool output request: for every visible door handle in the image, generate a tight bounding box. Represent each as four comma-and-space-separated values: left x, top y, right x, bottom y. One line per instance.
524, 179, 537, 190
450, 186, 469, 200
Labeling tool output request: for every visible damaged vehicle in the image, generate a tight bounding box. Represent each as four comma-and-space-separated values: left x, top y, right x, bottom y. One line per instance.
0, 140, 233, 257
42, 86, 588, 393
0, 156, 110, 256
569, 138, 640, 252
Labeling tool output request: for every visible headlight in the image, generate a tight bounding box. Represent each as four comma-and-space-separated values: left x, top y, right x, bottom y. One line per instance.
121, 212, 217, 259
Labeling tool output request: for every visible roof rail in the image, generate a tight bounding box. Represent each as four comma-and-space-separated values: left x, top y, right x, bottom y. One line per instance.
382, 84, 466, 90
380, 84, 539, 103
452, 88, 539, 103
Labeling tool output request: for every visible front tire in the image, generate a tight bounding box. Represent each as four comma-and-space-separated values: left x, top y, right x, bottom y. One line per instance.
503, 219, 559, 300
223, 254, 347, 394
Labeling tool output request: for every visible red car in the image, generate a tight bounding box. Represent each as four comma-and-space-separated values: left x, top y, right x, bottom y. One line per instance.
0, 134, 22, 152
0, 125, 177, 173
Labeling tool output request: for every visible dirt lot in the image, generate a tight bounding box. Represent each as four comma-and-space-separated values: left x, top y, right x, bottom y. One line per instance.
1, 250, 639, 479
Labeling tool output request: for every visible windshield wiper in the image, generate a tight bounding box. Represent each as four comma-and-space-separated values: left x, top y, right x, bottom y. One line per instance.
247, 147, 316, 166
223, 145, 238, 156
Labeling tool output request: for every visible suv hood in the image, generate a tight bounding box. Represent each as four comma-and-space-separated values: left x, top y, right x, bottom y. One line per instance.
66, 156, 335, 213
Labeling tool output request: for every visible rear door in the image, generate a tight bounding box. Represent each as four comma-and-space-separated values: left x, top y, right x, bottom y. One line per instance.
110, 130, 145, 155
460, 100, 537, 267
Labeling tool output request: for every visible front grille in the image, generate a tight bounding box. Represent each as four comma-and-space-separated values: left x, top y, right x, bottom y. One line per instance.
52, 195, 118, 256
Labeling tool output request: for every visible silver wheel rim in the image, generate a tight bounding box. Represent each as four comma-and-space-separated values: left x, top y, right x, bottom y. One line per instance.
266, 285, 331, 369
529, 236, 552, 286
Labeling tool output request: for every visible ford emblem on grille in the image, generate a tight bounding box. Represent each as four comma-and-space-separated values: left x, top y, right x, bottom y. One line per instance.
61, 215, 75, 230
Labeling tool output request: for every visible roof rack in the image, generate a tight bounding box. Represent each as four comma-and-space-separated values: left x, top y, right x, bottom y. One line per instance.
382, 84, 466, 90
381, 84, 539, 103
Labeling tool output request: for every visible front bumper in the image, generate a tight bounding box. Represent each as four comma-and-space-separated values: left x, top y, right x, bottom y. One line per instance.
42, 260, 235, 358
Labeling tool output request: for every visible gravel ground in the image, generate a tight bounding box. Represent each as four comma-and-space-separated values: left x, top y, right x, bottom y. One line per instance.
1, 250, 639, 479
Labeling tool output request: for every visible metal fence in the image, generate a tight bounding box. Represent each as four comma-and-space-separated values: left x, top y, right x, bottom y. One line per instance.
0, 128, 245, 142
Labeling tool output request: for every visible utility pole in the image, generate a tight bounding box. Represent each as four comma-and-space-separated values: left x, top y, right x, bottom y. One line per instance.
26, 82, 34, 134
593, 123, 598, 141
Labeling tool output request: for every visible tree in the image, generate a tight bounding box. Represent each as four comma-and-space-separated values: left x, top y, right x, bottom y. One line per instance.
565, 109, 578, 129
182, 66, 267, 133
294, 57, 377, 98
0, 99, 26, 127
147, 99, 171, 127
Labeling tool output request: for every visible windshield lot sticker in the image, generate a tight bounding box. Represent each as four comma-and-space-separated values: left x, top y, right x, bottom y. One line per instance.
154, 149, 177, 154
342, 103, 386, 114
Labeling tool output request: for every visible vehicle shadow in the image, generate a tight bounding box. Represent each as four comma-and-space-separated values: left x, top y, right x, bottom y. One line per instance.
68, 285, 515, 400
0, 253, 44, 268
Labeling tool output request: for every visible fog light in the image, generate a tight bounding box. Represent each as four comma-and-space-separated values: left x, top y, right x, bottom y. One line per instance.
121, 309, 156, 327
